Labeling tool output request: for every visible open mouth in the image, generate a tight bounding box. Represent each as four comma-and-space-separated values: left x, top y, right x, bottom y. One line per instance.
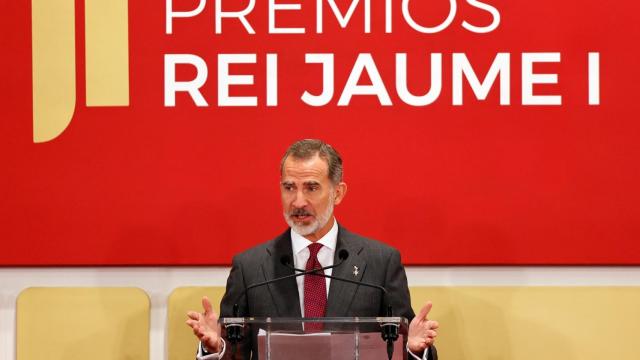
292, 214, 313, 222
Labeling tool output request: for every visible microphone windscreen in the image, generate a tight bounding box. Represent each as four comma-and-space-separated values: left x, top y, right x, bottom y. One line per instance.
280, 254, 293, 266
338, 249, 349, 260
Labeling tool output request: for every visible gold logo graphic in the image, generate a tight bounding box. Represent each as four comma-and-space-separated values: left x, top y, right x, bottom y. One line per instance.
32, 0, 129, 143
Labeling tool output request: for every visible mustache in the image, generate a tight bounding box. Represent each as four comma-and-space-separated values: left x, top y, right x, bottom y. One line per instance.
289, 208, 313, 216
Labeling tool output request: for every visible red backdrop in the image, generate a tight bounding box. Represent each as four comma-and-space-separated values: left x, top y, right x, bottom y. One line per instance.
2, 0, 640, 265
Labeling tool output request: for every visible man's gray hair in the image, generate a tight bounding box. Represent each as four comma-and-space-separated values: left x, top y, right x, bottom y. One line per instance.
280, 139, 343, 184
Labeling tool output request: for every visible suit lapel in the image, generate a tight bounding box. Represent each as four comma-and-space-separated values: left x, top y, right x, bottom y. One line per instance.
325, 226, 367, 317
262, 229, 302, 318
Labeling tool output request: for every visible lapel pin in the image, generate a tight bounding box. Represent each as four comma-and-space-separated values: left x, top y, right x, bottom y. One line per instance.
353, 265, 359, 277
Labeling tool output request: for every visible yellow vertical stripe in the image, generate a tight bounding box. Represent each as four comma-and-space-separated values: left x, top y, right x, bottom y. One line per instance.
32, 0, 76, 143
85, 0, 129, 106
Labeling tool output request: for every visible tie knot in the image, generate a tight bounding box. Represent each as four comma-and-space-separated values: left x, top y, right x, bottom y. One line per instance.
308, 243, 323, 257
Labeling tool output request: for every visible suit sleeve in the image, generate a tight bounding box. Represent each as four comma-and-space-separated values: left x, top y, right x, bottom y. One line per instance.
218, 256, 253, 359
220, 255, 248, 318
384, 249, 438, 360
383, 249, 415, 321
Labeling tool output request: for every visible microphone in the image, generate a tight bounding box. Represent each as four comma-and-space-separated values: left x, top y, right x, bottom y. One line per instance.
279, 248, 349, 274
280, 250, 399, 360
280, 250, 388, 296
226, 249, 351, 354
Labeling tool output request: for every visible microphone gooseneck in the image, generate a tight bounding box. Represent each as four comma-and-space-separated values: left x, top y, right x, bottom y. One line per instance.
226, 249, 350, 354
281, 250, 387, 296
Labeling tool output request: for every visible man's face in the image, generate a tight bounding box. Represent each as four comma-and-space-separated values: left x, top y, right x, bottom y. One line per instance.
280, 154, 346, 240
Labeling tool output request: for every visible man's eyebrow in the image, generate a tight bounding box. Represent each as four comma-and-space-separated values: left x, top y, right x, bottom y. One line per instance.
303, 181, 321, 186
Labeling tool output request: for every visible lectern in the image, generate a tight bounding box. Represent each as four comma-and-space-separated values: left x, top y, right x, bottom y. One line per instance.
220, 316, 408, 360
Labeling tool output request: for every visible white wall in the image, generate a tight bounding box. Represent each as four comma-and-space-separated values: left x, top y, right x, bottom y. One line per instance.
2, 266, 640, 360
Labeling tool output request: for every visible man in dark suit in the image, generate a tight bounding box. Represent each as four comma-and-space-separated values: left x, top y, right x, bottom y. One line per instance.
187, 140, 439, 359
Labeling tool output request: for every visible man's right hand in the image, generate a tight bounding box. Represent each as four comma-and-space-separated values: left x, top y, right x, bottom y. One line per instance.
186, 296, 223, 353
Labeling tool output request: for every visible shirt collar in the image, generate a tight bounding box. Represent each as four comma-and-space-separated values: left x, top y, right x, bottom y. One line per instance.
291, 219, 338, 254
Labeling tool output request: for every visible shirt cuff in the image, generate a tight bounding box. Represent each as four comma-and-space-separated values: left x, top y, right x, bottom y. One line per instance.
407, 345, 430, 360
196, 339, 226, 360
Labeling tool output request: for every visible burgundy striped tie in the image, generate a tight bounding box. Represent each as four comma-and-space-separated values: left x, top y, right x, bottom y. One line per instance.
304, 243, 326, 331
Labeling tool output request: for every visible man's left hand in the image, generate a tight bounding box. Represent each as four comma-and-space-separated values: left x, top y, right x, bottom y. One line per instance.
408, 301, 439, 354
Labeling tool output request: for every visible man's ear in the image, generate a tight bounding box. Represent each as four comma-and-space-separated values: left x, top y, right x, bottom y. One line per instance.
333, 182, 347, 205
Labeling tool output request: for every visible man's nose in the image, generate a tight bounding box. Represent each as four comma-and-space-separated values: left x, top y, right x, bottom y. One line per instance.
292, 189, 308, 208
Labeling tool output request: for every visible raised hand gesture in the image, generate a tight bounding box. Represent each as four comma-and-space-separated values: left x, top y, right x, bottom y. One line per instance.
408, 301, 439, 354
186, 296, 223, 353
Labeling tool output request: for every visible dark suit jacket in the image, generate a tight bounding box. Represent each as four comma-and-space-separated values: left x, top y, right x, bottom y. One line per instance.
217, 225, 437, 359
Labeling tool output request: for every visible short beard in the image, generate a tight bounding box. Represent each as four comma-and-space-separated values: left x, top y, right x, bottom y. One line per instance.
284, 196, 334, 236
